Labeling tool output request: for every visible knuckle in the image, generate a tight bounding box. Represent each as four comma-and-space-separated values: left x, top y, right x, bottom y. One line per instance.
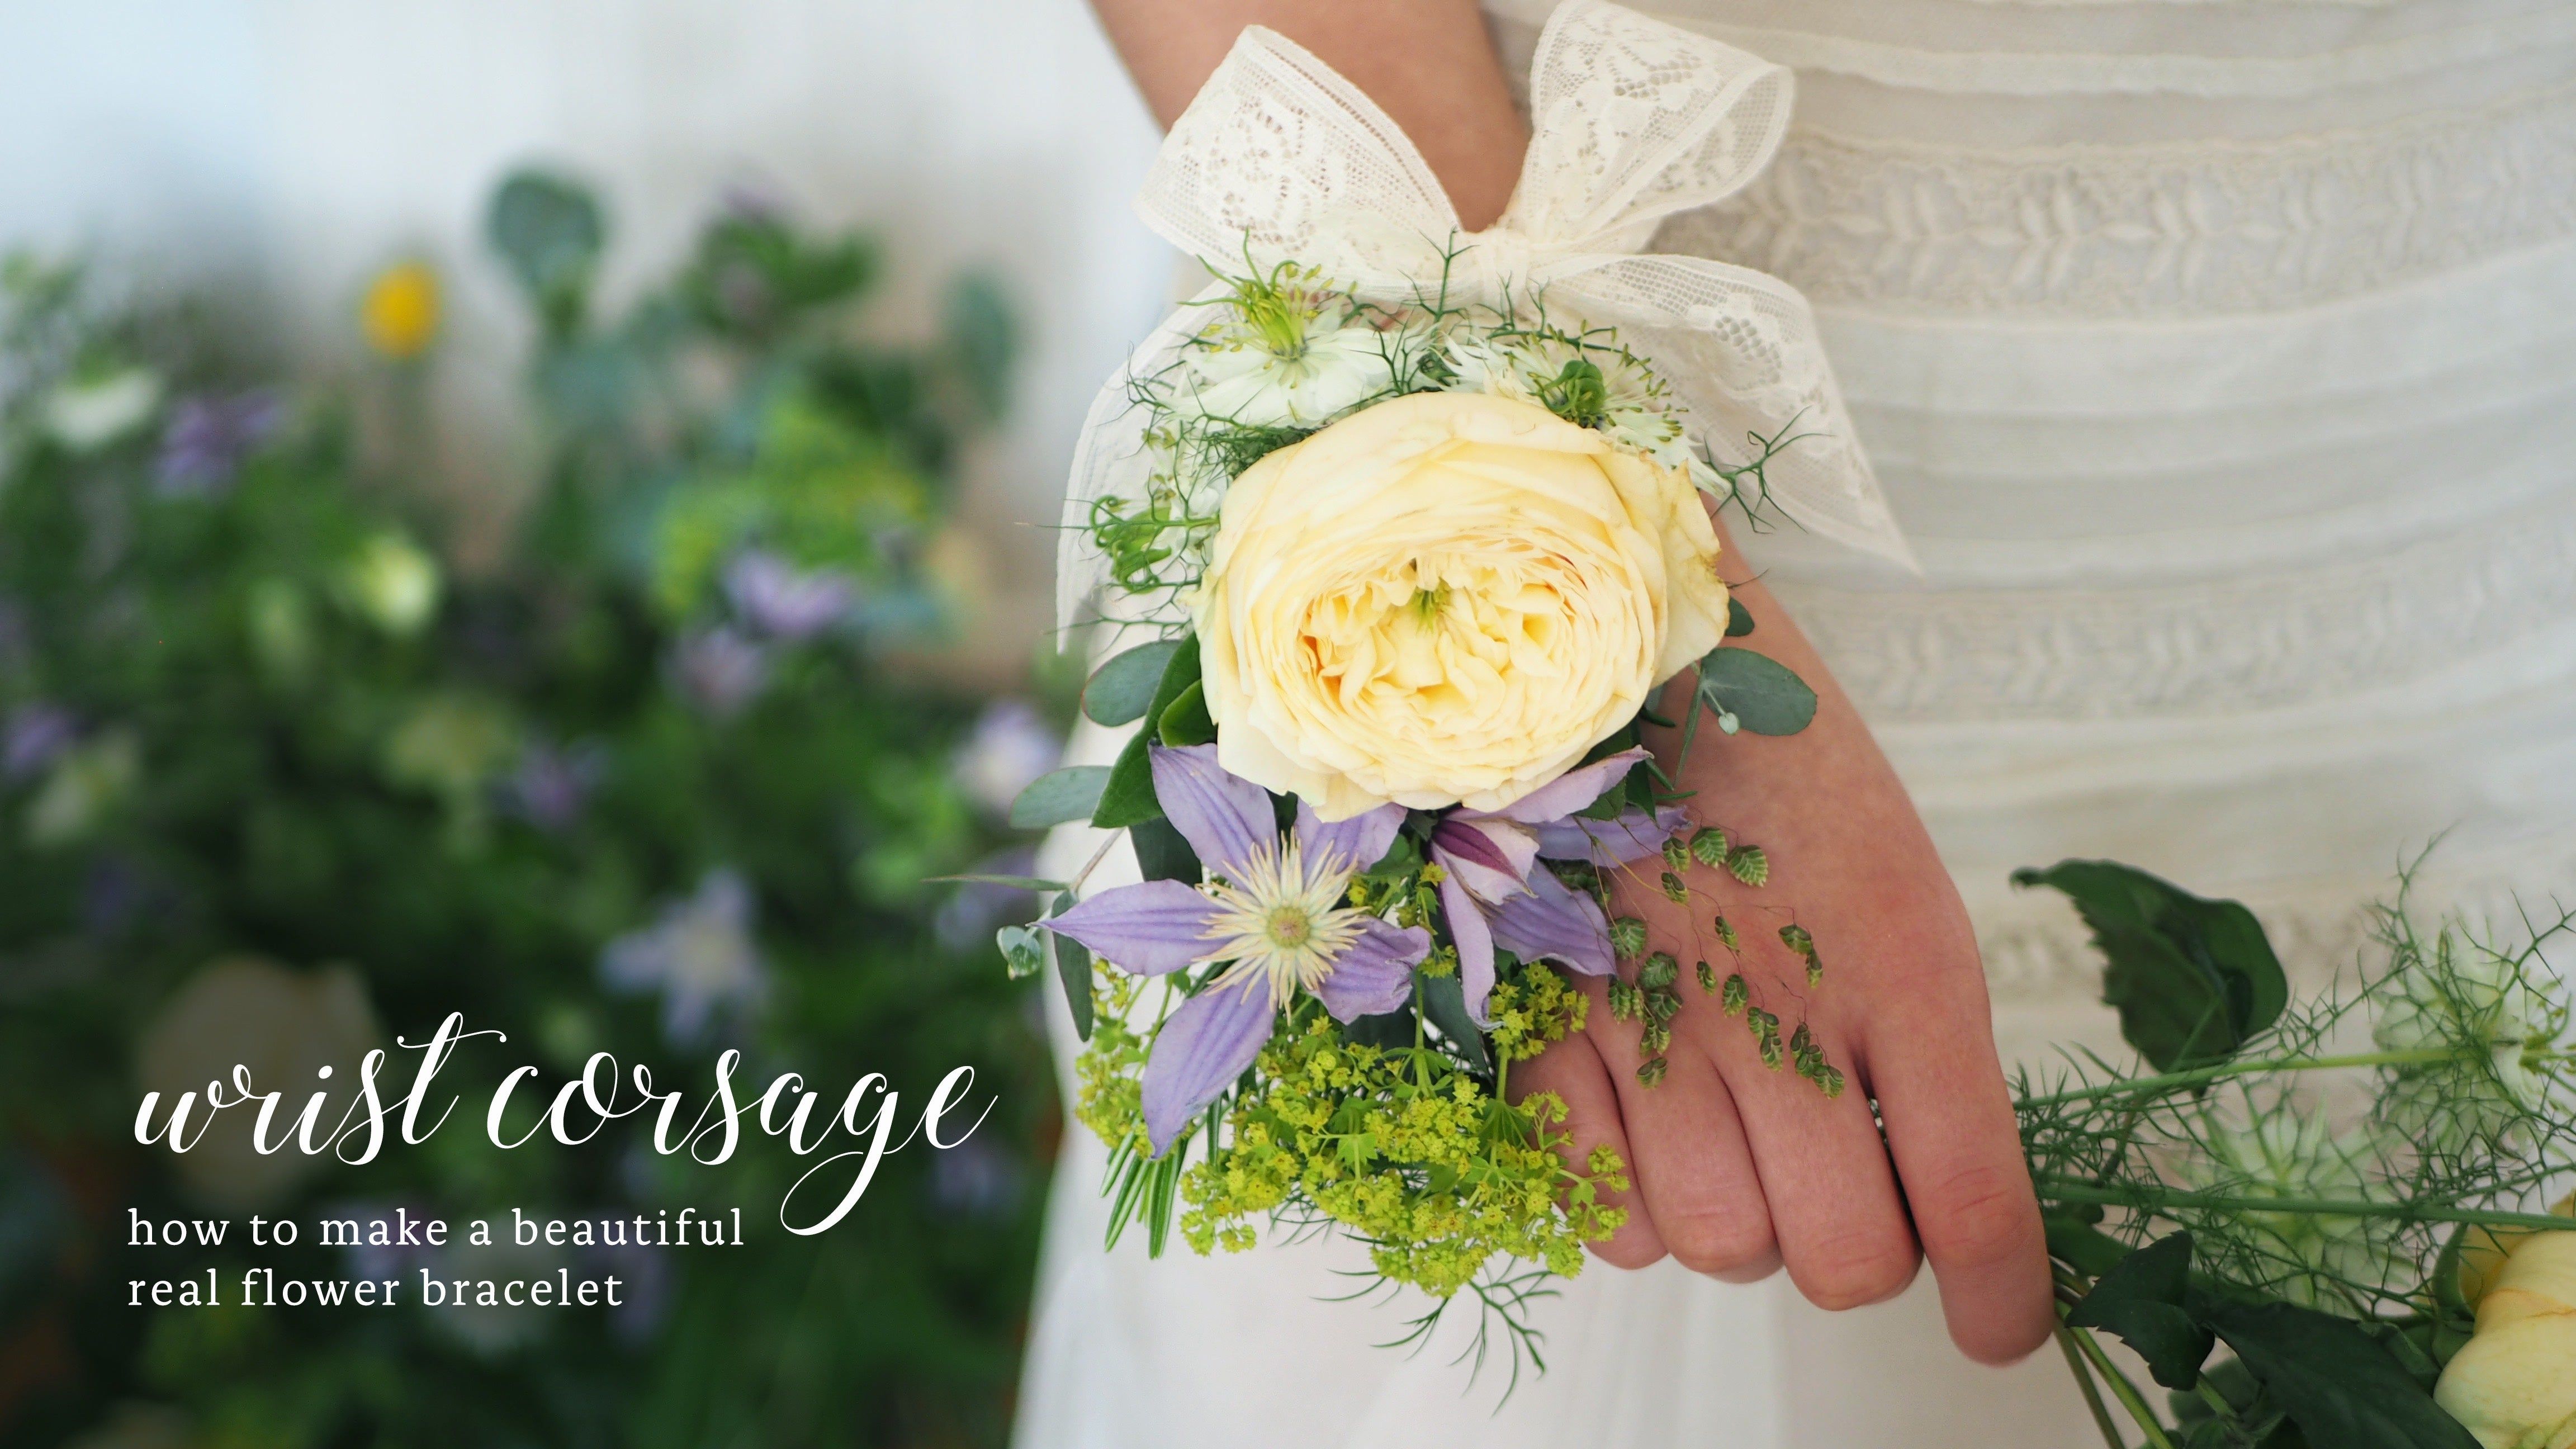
1916, 1162, 2039, 1266
1657, 1205, 1775, 1277
1794, 1234, 1920, 1310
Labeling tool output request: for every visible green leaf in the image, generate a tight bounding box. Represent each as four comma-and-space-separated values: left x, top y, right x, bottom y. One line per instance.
1045, 894, 1095, 1041
1128, 815, 1201, 885
1694, 646, 1817, 736
2011, 859, 2289, 1072
1156, 680, 1215, 747
1419, 973, 1492, 1076
2067, 1234, 2213, 1390
486, 171, 604, 333
2043, 1210, 2133, 1281
1008, 766, 1110, 830
1726, 597, 1755, 637
1092, 636, 1201, 830
2199, 1298, 2481, 1449
1082, 639, 1182, 727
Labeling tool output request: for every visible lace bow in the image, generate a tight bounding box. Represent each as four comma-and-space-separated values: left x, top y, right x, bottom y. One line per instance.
1058, 0, 1911, 628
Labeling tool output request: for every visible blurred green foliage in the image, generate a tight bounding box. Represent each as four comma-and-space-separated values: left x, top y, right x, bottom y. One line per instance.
0, 171, 1055, 1449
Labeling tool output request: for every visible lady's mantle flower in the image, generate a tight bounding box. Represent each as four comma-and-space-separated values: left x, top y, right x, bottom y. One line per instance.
1043, 744, 1428, 1153
602, 869, 767, 1042
1428, 747, 1663, 1022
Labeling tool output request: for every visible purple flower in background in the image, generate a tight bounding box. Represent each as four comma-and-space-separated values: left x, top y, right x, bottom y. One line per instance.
4, 703, 75, 779
1043, 745, 1428, 1153
502, 739, 607, 830
602, 869, 768, 1043
952, 700, 1062, 818
928, 1136, 1027, 1220
155, 391, 282, 495
723, 549, 856, 640
1429, 747, 1678, 1024
330, 1200, 443, 1284
674, 627, 768, 717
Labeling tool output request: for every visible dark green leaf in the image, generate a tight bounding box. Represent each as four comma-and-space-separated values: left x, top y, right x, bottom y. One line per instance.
1156, 680, 1215, 747
2067, 1234, 2213, 1390
2011, 860, 2289, 1072
2200, 1298, 2480, 1449
1008, 766, 1110, 829
1419, 973, 1491, 1076
1128, 815, 1201, 884
1726, 597, 1755, 637
1091, 635, 1200, 830
2044, 1209, 2133, 1281
1082, 639, 1182, 727
1694, 646, 1817, 736
1046, 894, 1094, 1041
1341, 1008, 1414, 1053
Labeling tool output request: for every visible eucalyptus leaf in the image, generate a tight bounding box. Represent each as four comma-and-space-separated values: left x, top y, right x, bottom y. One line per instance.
1694, 646, 1817, 736
1082, 639, 1182, 727
1419, 973, 1492, 1076
2067, 1233, 2213, 1390
2012, 859, 2288, 1072
1045, 894, 1095, 1041
996, 924, 1045, 981
1007, 766, 1110, 830
2200, 1299, 2480, 1449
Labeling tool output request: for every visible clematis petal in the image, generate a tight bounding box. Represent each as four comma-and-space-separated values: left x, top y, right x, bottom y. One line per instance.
1148, 743, 1276, 882
1431, 816, 1540, 903
1532, 806, 1688, 865
1490, 868, 1617, 977
1439, 871, 1498, 1027
1045, 879, 1222, 976
1314, 917, 1428, 1022
1141, 979, 1275, 1155
1295, 800, 1405, 878
1487, 747, 1651, 825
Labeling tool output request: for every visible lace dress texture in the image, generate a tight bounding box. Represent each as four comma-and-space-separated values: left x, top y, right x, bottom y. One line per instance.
1014, 1, 2576, 1442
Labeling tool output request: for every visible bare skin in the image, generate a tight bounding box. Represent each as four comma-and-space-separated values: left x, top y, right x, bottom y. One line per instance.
1090, 0, 2055, 1367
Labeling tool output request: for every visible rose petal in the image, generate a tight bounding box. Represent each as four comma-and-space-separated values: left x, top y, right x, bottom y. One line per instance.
1439, 872, 1498, 1027
1314, 918, 1428, 1022
1532, 806, 1687, 865
1148, 743, 1277, 882
1141, 979, 1276, 1155
1294, 801, 1405, 878
1490, 868, 1617, 977
1485, 747, 1651, 825
1045, 880, 1221, 976
1431, 816, 1540, 904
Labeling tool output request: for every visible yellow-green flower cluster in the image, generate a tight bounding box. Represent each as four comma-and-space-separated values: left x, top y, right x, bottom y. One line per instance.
1164, 992, 1626, 1300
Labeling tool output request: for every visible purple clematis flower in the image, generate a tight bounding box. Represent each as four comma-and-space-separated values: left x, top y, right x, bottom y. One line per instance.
1044, 744, 1429, 1154
1428, 747, 1687, 1025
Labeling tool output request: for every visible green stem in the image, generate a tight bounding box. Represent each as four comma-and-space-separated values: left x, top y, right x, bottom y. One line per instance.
2037, 1178, 2576, 1233
2057, 1326, 2131, 1449
2194, 1380, 2238, 1420
2018, 1049, 2461, 1109
2066, 1323, 2180, 1449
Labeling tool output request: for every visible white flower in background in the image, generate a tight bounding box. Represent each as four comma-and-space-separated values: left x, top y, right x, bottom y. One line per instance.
26, 728, 140, 846
1174, 268, 1398, 428
601, 869, 766, 1043
42, 367, 162, 453
135, 956, 380, 1209
2179, 1110, 2404, 1306
340, 532, 442, 635
952, 699, 1061, 818
2374, 939, 2564, 1147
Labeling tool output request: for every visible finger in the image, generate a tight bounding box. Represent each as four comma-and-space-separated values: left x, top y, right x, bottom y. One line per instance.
1582, 986, 1778, 1279
1512, 1012, 1664, 1269
1705, 1006, 1921, 1311
1859, 965, 2054, 1365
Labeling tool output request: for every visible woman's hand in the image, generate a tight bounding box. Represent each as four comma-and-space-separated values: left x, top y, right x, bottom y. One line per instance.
1512, 522, 2056, 1365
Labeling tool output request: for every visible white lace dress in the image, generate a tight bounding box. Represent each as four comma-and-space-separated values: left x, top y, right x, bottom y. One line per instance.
1013, 0, 2576, 1442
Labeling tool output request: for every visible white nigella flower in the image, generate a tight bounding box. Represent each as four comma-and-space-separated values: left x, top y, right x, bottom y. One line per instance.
1175, 267, 1396, 428
1446, 329, 1702, 479
2181, 1110, 2403, 1305
2374, 939, 2564, 1144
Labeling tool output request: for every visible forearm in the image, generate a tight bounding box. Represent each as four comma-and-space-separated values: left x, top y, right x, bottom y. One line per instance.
1089, 0, 1529, 230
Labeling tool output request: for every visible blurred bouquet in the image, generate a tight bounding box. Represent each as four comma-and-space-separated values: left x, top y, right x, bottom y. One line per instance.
0, 172, 1058, 1448
2018, 861, 2574, 1449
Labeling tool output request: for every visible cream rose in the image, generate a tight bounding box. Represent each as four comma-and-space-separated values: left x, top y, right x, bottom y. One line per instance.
1191, 391, 1729, 821
2438, 1200, 2576, 1449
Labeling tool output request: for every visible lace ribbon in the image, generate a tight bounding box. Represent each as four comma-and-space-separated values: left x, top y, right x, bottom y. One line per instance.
1057, 0, 1912, 630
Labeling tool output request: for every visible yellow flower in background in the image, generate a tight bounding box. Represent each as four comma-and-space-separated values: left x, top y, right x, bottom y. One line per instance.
2439, 1197, 2576, 1449
359, 259, 441, 359
1192, 391, 1730, 821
